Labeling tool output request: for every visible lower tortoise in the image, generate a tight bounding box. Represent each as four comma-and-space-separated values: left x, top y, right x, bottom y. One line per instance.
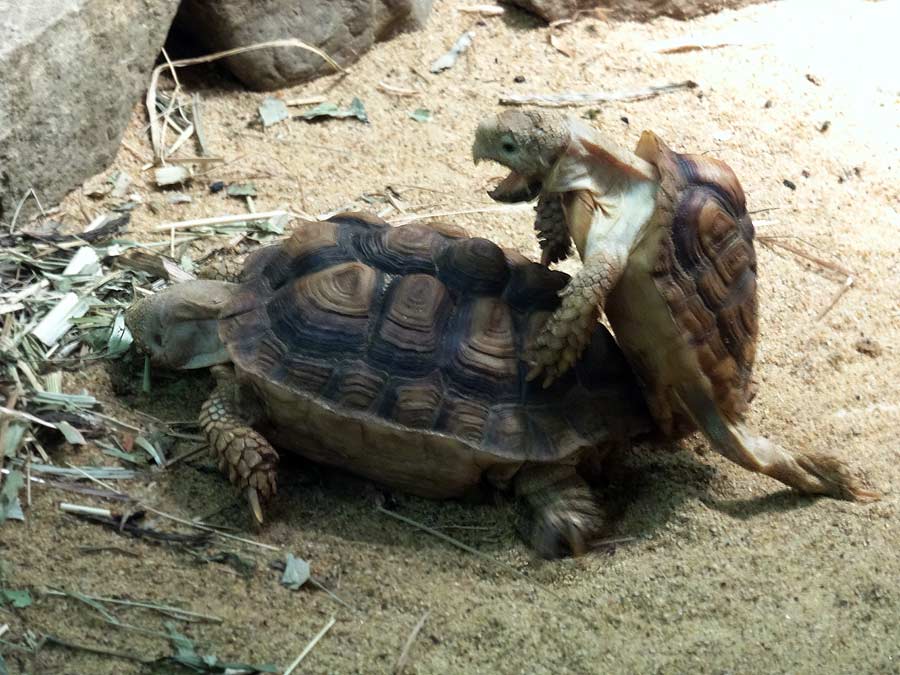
126, 212, 653, 558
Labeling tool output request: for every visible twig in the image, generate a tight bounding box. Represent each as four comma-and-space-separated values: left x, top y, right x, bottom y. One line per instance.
458, 4, 505, 15
376, 506, 561, 601
499, 80, 698, 107
285, 95, 327, 107
376, 82, 420, 97
393, 610, 430, 674
817, 276, 854, 320
0, 623, 8, 638
153, 210, 292, 231
41, 589, 222, 623
389, 202, 532, 225
283, 617, 336, 675
756, 236, 853, 277
192, 93, 210, 157
64, 462, 280, 552
146, 40, 344, 164
41, 634, 153, 664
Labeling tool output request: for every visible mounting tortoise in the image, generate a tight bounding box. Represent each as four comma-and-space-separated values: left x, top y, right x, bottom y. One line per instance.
472, 110, 876, 502
126, 212, 656, 558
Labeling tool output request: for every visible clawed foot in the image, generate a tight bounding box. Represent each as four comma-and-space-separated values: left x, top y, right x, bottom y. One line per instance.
795, 451, 880, 502
525, 286, 598, 388
519, 490, 605, 559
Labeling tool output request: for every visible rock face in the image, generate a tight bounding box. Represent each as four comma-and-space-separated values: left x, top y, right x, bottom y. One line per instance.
175, 0, 434, 91
0, 0, 181, 223
507, 0, 764, 23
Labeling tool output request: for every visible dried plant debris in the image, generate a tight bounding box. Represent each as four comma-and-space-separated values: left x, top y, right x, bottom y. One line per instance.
163, 622, 279, 673
280, 553, 311, 590
299, 98, 369, 123
431, 31, 475, 73
409, 108, 432, 123
259, 97, 290, 128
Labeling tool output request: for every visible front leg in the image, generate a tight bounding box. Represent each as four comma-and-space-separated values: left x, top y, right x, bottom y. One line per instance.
199, 366, 279, 524
534, 194, 572, 266
526, 251, 624, 387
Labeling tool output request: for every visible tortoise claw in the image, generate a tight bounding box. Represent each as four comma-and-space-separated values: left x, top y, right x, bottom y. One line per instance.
247, 487, 264, 525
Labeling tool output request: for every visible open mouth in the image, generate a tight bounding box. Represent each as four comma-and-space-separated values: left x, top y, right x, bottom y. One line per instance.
487, 169, 543, 203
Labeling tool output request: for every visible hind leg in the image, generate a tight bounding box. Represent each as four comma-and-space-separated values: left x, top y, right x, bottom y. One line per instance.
719, 424, 878, 501
199, 366, 279, 523
514, 464, 606, 559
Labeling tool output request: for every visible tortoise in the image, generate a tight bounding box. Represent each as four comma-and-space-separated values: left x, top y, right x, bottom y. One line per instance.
125, 212, 656, 558
472, 110, 876, 502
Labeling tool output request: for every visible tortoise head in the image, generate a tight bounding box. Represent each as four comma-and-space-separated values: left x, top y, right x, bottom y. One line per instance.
125, 280, 237, 370
472, 109, 570, 203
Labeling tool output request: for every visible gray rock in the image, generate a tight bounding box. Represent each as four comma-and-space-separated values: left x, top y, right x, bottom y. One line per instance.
175, 0, 434, 91
506, 0, 763, 23
0, 0, 180, 224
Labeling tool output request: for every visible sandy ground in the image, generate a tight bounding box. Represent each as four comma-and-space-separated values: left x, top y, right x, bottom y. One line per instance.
2, 0, 899, 673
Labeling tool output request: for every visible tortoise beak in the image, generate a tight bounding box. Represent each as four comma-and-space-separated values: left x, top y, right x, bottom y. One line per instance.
488, 171, 542, 203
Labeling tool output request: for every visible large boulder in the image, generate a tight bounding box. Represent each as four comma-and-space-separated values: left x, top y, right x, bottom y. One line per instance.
507, 0, 765, 22
0, 0, 181, 223
175, 0, 434, 91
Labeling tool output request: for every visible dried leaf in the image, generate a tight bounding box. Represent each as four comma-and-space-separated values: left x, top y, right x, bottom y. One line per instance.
409, 108, 432, 122
0, 470, 25, 525
281, 553, 311, 590
106, 312, 133, 357
300, 98, 369, 123
56, 420, 86, 446
226, 183, 257, 198
134, 435, 165, 465
431, 31, 475, 73
162, 621, 278, 673
155, 165, 192, 187
259, 97, 289, 128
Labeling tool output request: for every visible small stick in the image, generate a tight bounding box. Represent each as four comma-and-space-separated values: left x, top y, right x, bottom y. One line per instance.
285, 95, 327, 107
41, 634, 153, 664
59, 502, 113, 518
757, 236, 853, 277
817, 275, 854, 320
458, 4, 505, 15
64, 463, 280, 552
376, 82, 420, 97
389, 202, 532, 225
393, 610, 430, 675
153, 210, 291, 231
0, 623, 8, 638
192, 93, 210, 157
376, 506, 561, 601
41, 589, 222, 623
283, 616, 337, 675
499, 80, 698, 107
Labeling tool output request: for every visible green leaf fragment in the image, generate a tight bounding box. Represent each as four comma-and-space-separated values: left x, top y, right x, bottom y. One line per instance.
134, 435, 165, 465
281, 553, 311, 590
300, 97, 368, 123
226, 183, 257, 198
106, 312, 133, 357
0, 588, 32, 608
409, 108, 432, 122
56, 420, 86, 446
259, 97, 289, 128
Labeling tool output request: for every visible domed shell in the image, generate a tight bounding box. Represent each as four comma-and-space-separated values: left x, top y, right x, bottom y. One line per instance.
639, 132, 758, 423
217, 212, 649, 497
